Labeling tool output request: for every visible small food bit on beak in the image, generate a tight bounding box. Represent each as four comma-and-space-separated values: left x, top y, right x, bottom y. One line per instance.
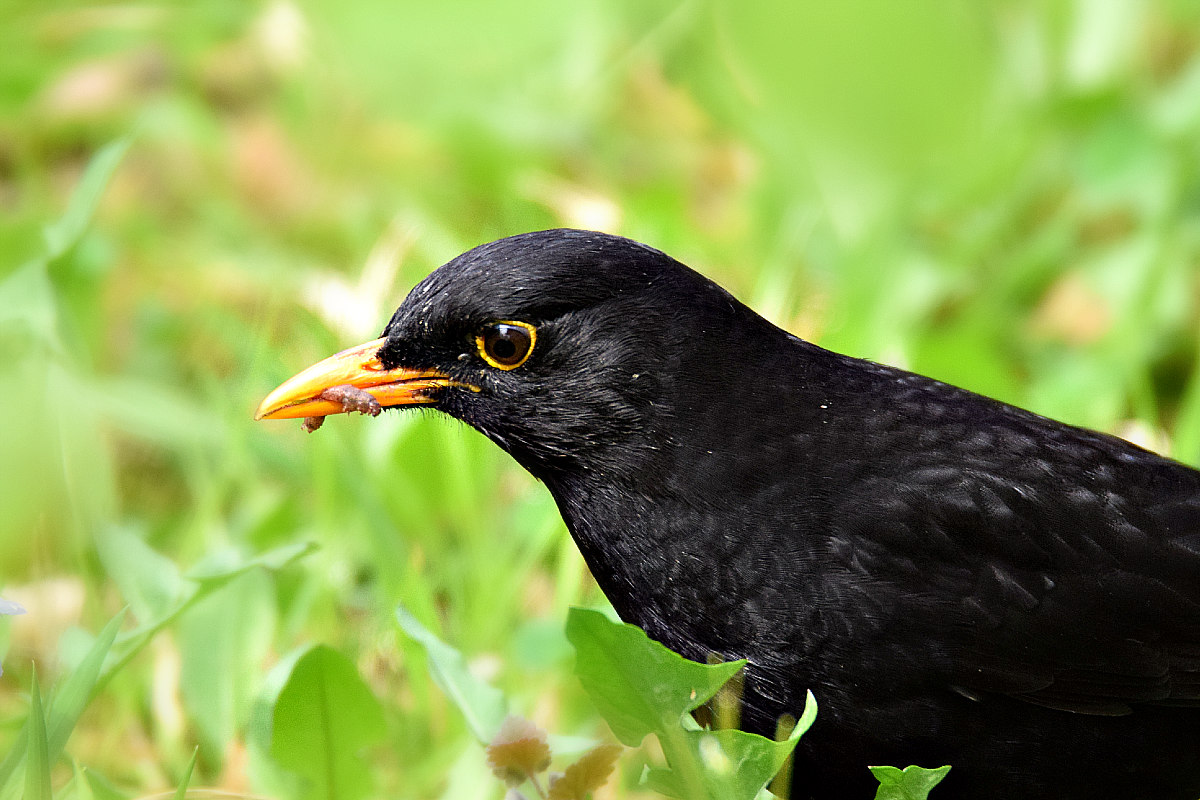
321, 383, 383, 416
301, 383, 383, 433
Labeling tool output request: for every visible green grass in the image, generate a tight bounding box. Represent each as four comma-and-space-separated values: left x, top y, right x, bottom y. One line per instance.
1, 1, 1200, 798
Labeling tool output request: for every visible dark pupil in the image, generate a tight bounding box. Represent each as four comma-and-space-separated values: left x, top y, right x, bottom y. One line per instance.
488, 325, 528, 364
492, 335, 517, 360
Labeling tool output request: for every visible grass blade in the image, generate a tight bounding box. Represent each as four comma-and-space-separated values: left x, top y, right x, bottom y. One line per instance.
396, 605, 508, 743
26, 669, 52, 800
42, 137, 132, 261
47, 611, 125, 759
0, 610, 125, 794
173, 747, 198, 800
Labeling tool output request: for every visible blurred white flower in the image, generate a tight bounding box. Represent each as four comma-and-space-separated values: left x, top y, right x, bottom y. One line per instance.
302, 216, 415, 340
518, 172, 622, 232
255, 0, 308, 74
0, 597, 26, 615
0, 596, 27, 675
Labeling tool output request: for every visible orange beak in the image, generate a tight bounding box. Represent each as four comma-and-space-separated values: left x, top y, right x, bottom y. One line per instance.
255, 336, 466, 421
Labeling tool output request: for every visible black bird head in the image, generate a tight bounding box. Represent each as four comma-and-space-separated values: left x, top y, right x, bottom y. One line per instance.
256, 229, 781, 487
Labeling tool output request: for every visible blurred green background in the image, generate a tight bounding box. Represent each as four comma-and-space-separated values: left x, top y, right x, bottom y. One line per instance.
2, 0, 1200, 797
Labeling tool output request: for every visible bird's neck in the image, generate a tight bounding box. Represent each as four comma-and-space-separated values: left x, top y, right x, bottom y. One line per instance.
539, 336, 848, 662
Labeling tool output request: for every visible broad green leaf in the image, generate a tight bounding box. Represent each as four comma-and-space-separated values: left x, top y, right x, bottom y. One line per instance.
396, 605, 507, 743
25, 671, 51, 800
248, 647, 307, 753
95, 525, 183, 620
42, 137, 131, 261
566, 609, 812, 799
268, 644, 387, 800
179, 569, 275, 762
645, 691, 815, 800
870, 764, 951, 800
564, 607, 744, 747
104, 542, 313, 692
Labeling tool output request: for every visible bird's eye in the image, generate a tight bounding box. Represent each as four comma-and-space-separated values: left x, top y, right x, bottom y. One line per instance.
476, 321, 536, 370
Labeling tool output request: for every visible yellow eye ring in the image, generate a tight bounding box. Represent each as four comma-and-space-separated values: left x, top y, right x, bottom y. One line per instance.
476, 320, 537, 370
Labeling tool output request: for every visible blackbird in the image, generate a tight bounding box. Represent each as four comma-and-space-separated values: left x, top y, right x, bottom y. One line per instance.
257, 229, 1200, 800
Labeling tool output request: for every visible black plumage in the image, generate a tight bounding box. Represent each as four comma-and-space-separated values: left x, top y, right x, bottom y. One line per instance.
259, 229, 1200, 799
